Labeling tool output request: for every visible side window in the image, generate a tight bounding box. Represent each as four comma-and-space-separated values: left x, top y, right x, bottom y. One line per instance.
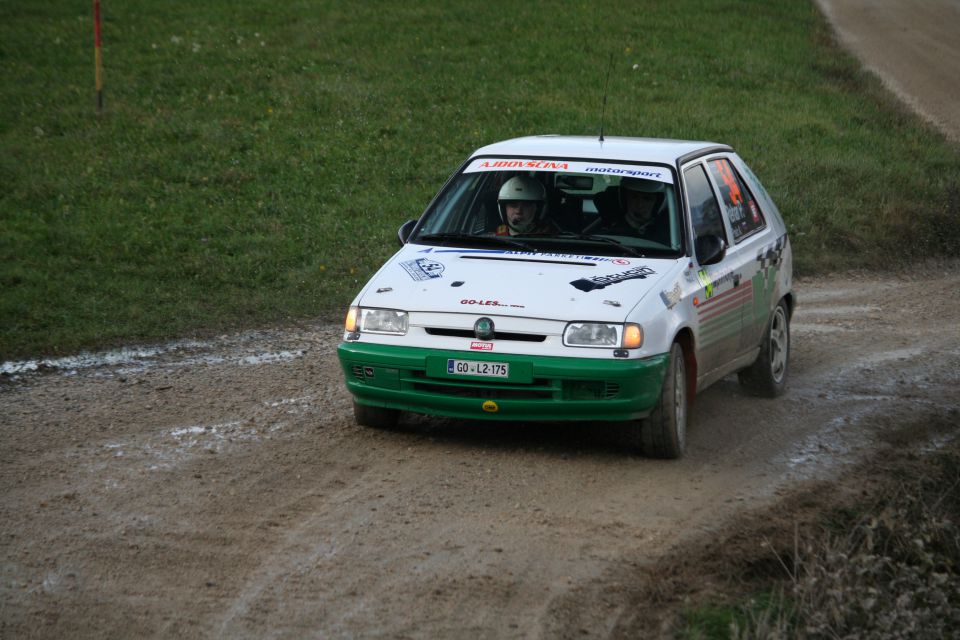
684, 163, 725, 246
708, 158, 765, 242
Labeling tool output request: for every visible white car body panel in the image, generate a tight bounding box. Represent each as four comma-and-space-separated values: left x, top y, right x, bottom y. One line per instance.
340, 135, 793, 416
352, 244, 692, 359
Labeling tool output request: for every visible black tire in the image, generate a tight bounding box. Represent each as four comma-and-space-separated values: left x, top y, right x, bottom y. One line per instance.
738, 299, 790, 398
353, 400, 399, 429
640, 342, 688, 459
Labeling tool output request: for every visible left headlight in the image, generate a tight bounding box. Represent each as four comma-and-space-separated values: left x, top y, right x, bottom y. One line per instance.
345, 306, 408, 335
563, 322, 643, 349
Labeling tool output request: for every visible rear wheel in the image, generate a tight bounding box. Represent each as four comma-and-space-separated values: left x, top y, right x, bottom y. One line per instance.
738, 299, 790, 397
640, 342, 688, 459
353, 400, 399, 429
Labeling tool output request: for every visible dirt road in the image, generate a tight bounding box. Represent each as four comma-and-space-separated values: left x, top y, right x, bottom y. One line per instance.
816, 0, 960, 142
2, 267, 958, 638
4, 4, 960, 635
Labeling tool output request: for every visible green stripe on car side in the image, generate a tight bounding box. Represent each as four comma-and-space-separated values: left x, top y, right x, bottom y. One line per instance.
699, 307, 741, 346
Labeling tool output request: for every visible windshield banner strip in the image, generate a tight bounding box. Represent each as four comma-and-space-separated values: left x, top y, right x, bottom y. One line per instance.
417, 247, 633, 263
464, 158, 673, 184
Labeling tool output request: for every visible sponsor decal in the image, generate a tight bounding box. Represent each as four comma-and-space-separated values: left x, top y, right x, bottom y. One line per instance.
428, 248, 631, 264
464, 159, 674, 184
712, 159, 744, 205
477, 160, 570, 170
697, 269, 715, 299
470, 341, 494, 351
512, 252, 623, 263
749, 234, 788, 325
584, 166, 665, 180
697, 279, 753, 313
696, 279, 756, 349
482, 400, 499, 413
570, 265, 656, 292
660, 282, 682, 309
697, 267, 740, 300
460, 299, 524, 309
756, 235, 786, 270
401, 258, 445, 281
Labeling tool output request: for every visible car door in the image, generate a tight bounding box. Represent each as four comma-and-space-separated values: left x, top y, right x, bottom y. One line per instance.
682, 161, 740, 381
702, 155, 777, 359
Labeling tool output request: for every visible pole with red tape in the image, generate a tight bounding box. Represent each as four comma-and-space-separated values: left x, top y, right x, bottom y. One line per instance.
94, 0, 103, 113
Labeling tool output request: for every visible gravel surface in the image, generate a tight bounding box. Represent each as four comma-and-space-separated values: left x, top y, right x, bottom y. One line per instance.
2, 269, 959, 638
816, 0, 960, 142
4, 5, 960, 635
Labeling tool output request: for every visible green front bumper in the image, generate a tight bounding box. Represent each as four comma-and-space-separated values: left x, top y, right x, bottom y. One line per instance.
337, 342, 669, 422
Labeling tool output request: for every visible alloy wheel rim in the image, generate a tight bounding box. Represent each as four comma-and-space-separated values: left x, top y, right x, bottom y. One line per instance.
769, 307, 788, 383
674, 351, 686, 449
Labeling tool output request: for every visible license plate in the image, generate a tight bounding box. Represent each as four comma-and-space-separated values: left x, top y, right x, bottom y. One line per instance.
447, 359, 509, 378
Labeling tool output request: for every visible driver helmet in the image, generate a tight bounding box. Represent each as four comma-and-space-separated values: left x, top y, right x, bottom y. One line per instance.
497, 176, 547, 233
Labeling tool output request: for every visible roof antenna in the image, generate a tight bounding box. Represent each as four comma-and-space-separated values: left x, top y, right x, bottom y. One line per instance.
599, 52, 614, 142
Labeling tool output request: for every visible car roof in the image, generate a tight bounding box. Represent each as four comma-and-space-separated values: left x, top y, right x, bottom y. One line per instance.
470, 135, 732, 166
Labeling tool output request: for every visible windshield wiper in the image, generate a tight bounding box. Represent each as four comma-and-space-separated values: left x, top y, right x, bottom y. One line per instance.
418, 233, 538, 253
550, 232, 648, 258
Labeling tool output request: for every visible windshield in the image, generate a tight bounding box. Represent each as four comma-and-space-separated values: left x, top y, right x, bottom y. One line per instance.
411, 157, 684, 258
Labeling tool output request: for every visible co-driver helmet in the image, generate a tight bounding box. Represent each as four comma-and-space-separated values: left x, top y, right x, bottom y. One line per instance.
620, 177, 665, 229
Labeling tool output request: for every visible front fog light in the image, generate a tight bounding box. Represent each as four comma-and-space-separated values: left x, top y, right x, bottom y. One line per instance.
358, 308, 408, 335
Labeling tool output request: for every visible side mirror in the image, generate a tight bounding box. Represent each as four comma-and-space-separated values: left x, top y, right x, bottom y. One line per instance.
695, 234, 726, 266
397, 219, 417, 245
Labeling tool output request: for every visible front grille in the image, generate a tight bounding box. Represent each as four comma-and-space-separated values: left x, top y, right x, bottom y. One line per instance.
351, 365, 365, 380
564, 380, 622, 400
413, 382, 552, 400
424, 328, 546, 342
409, 371, 554, 400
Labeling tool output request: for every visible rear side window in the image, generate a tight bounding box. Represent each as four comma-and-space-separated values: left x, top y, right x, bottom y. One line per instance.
708, 158, 765, 242
684, 164, 725, 243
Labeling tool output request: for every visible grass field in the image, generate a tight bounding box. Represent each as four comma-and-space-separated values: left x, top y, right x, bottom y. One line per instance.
2, 0, 958, 359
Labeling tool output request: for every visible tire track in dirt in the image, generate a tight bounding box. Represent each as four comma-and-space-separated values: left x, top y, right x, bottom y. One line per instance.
2, 270, 959, 638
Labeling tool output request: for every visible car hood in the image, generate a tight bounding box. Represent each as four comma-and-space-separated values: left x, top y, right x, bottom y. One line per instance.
355, 244, 680, 322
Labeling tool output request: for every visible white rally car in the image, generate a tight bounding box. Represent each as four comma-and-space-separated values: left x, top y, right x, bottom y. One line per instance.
338, 135, 793, 458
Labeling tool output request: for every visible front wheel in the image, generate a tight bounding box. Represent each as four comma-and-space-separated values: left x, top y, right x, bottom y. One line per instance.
738, 299, 790, 397
640, 342, 688, 459
353, 400, 399, 429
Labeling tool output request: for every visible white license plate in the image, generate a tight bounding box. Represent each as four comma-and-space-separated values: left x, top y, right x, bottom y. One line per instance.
447, 359, 509, 378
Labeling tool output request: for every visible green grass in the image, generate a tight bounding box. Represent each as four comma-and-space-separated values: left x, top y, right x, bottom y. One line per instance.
679, 592, 795, 639
2, 0, 958, 359
674, 436, 960, 639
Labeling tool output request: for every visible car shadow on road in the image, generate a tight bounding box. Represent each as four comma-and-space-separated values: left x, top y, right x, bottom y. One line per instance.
355, 374, 764, 461
393, 414, 641, 458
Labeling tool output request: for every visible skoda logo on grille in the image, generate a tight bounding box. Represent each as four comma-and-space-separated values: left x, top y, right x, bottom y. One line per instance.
474, 317, 495, 341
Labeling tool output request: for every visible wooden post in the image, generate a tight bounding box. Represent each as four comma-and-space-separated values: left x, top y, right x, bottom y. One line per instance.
94, 0, 103, 113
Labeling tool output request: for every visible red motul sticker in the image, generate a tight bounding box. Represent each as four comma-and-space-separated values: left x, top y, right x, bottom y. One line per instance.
470, 341, 494, 351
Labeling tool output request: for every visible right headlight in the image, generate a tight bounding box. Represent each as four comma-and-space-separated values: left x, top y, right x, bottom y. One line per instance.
563, 322, 643, 349
345, 306, 409, 335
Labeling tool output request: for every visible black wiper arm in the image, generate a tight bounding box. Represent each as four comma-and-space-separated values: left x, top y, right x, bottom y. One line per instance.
552, 232, 647, 258
418, 233, 537, 253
